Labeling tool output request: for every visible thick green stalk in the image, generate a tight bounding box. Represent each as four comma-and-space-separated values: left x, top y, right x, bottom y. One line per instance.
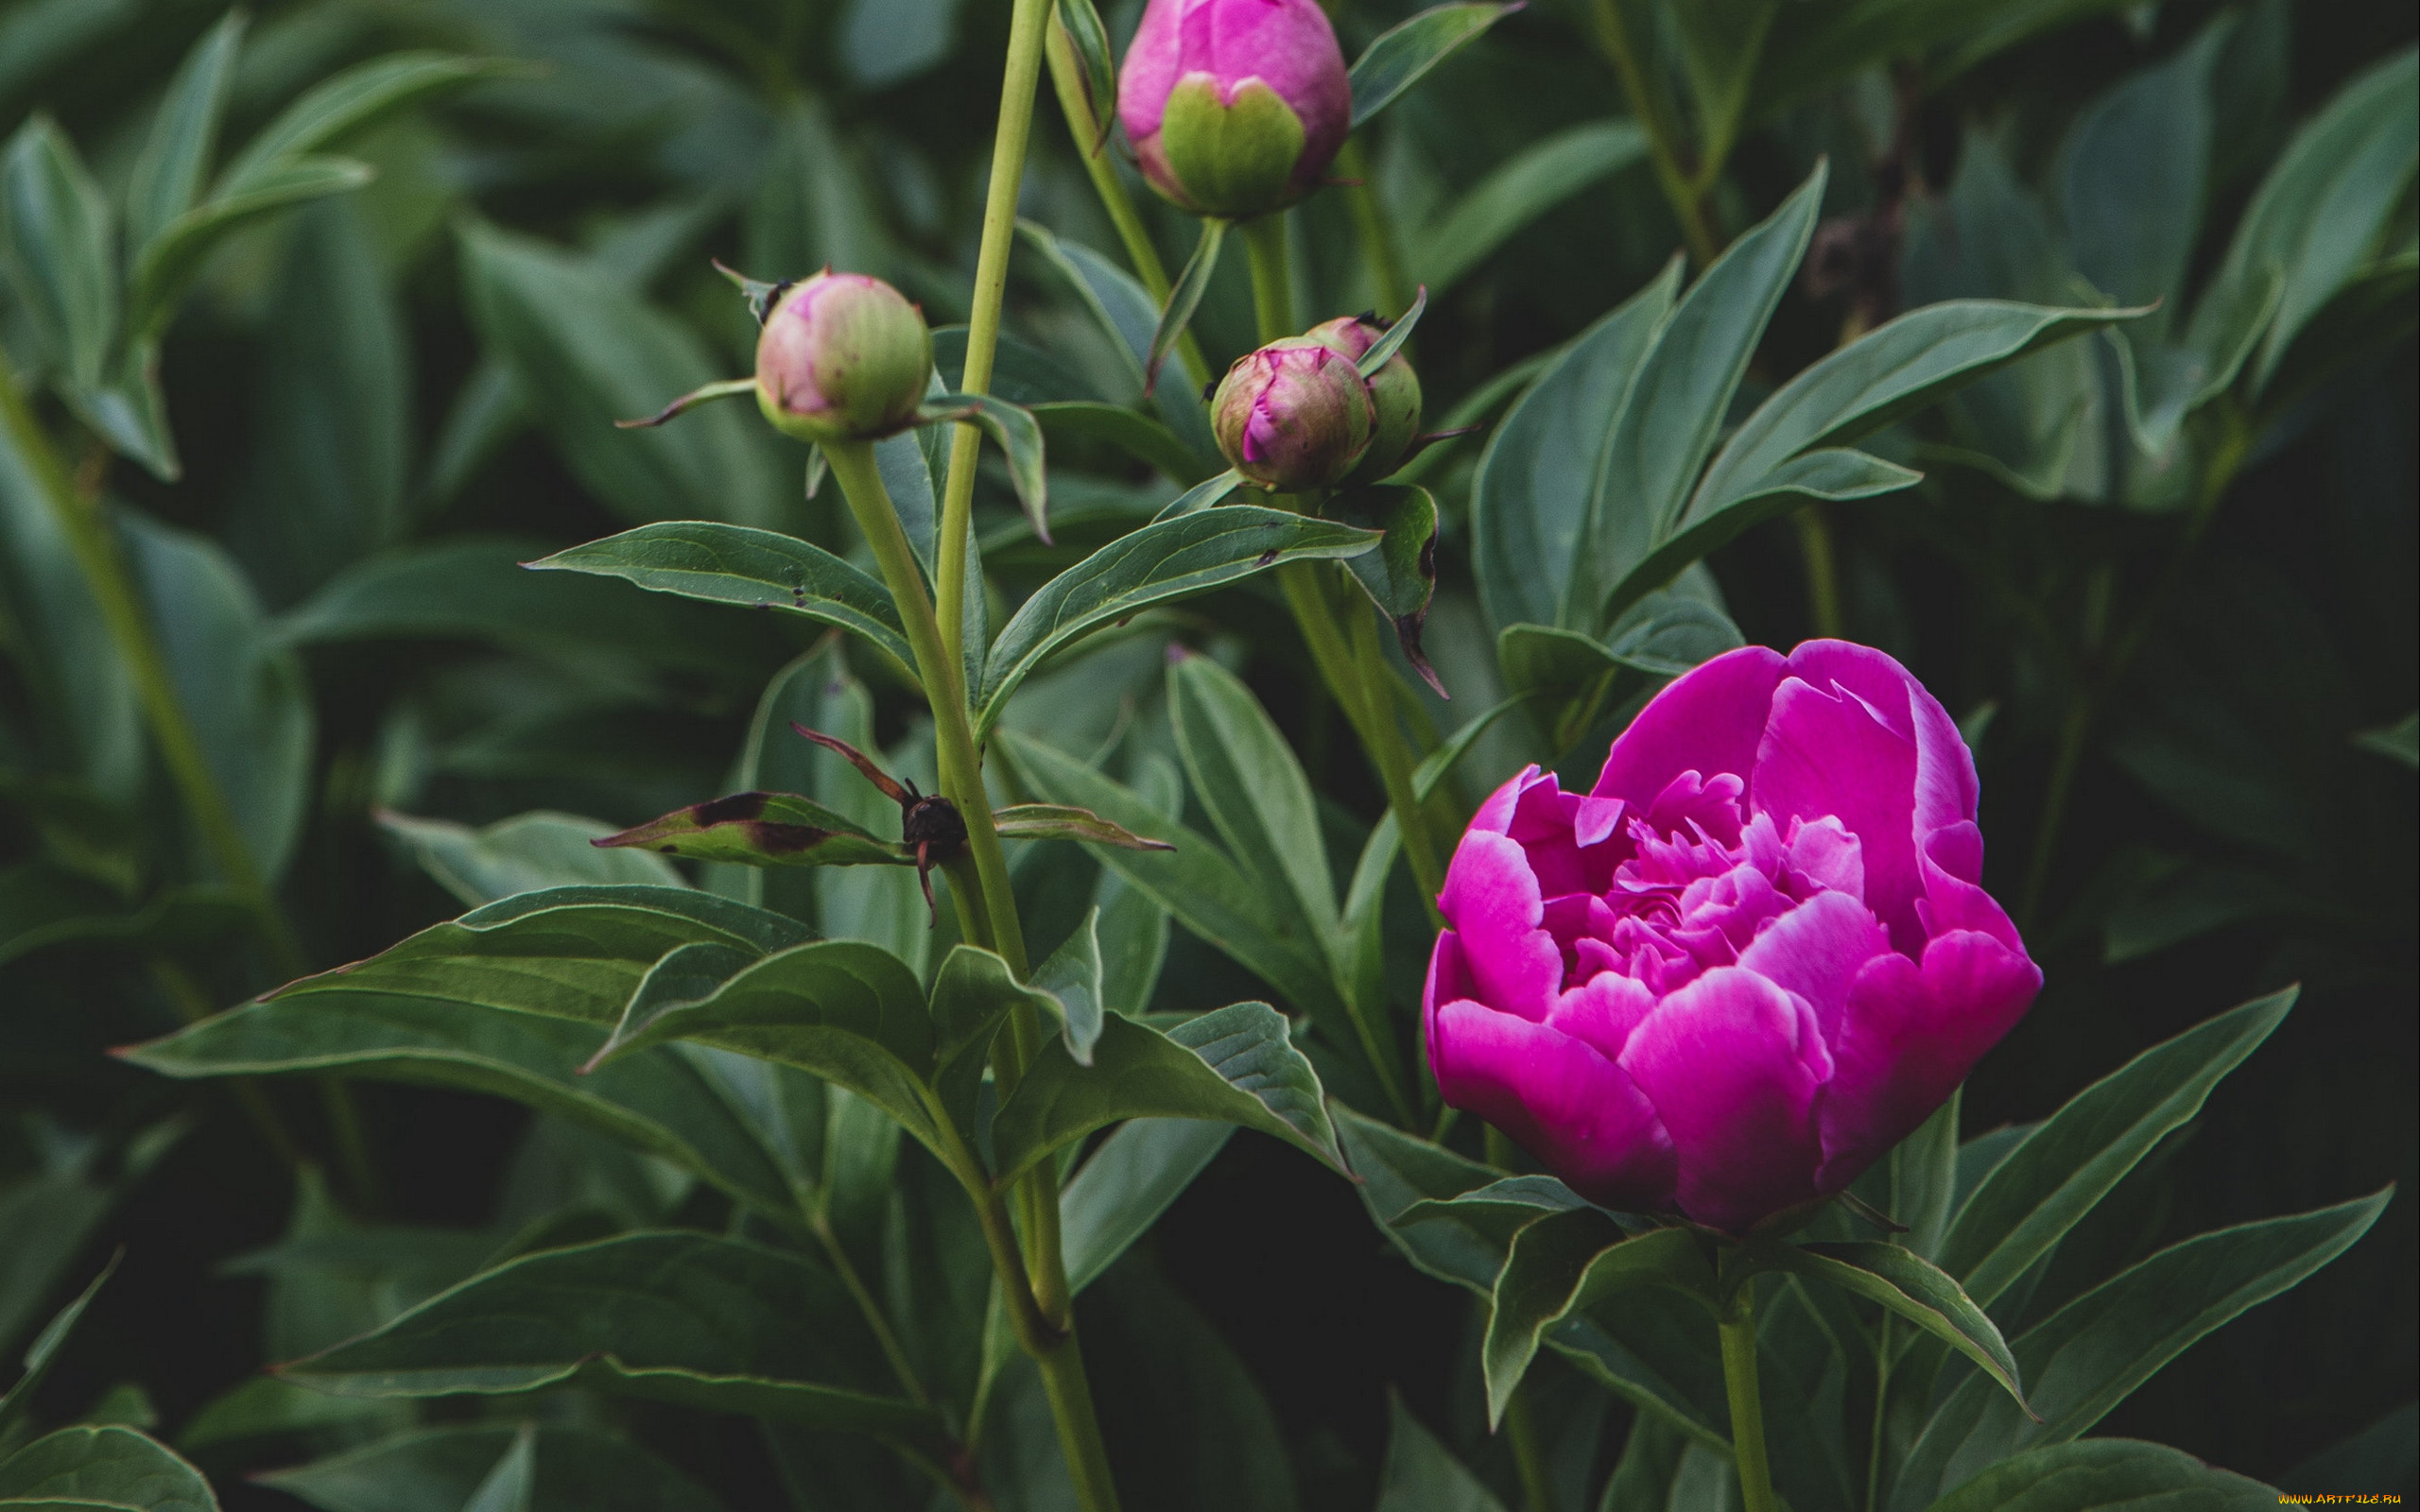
1242, 214, 1295, 340
1796, 506, 1843, 640
1043, 13, 1211, 390
1718, 1278, 1781, 1512
824, 439, 1115, 1510
1586, 0, 1720, 266
1333, 139, 1409, 318
936, 0, 1053, 718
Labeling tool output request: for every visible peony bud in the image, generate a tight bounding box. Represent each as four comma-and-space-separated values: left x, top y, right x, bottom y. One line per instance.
1116, 0, 1351, 219
753, 271, 933, 444
1212, 336, 1376, 490
1423, 642, 2041, 1235
1306, 314, 1423, 484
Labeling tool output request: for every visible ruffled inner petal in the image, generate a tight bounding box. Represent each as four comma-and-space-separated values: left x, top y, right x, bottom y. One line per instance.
1753, 674, 1923, 951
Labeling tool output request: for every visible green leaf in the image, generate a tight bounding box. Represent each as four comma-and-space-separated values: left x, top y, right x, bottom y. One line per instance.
126, 155, 376, 344
1495, 587, 1743, 756
122, 12, 247, 257
581, 939, 942, 1150
990, 1005, 1345, 1185
1852, 1091, 1963, 1263
279, 1232, 929, 1434
997, 730, 1351, 1031
2281, 1401, 2418, 1495
1055, 0, 1118, 144
0, 1259, 115, 1434
0, 869, 250, 972
458, 222, 786, 529
975, 506, 1379, 732
2207, 47, 2419, 394
1471, 256, 1680, 636
122, 512, 314, 882
1570, 164, 1825, 628
1671, 0, 1781, 170
0, 425, 135, 800
1033, 402, 1208, 485
258, 1424, 729, 1512
463, 1427, 535, 1512
1415, 120, 1650, 297
1060, 1121, 1233, 1295
376, 810, 687, 908
994, 803, 1176, 850
2056, 21, 2221, 336
1916, 1437, 2278, 1512
1, 117, 117, 388
1332, 484, 1442, 688
921, 390, 1049, 540
1937, 989, 2294, 1309
1892, 1193, 2389, 1511
2354, 711, 2420, 768
0, 1425, 217, 1512
593, 793, 908, 869
1149, 217, 1227, 387
216, 53, 507, 199
1374, 1395, 1509, 1511
1753, 1241, 2026, 1412
525, 523, 914, 682
1153, 469, 1248, 519
1030, 906, 1108, 1065
1347, 4, 1523, 133
1168, 653, 1342, 959
1015, 220, 1219, 457
1482, 1215, 1716, 1427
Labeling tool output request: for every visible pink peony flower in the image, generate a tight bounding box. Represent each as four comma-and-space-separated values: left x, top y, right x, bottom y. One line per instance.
1116, 0, 1351, 217
1211, 336, 1376, 490
1424, 641, 2041, 1234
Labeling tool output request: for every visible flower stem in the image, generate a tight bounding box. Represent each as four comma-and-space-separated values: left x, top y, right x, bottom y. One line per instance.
1042, 13, 1211, 390
1242, 214, 1294, 342
1334, 138, 1409, 318
1587, 0, 1720, 266
823, 438, 1116, 1511
935, 0, 1053, 743
1718, 1277, 1781, 1512
1796, 505, 1843, 640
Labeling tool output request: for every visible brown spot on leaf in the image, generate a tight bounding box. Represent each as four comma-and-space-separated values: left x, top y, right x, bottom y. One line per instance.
695, 792, 772, 825
747, 822, 838, 855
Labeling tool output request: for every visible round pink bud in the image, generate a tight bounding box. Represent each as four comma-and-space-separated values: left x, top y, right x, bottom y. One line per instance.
1212, 337, 1377, 490
1305, 314, 1423, 485
1116, 0, 1352, 218
753, 272, 932, 444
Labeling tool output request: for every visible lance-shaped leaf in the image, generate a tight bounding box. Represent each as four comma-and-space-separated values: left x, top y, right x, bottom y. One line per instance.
1482, 1213, 1716, 1427
919, 390, 1048, 541
1890, 1192, 2390, 1512
0, 1258, 117, 1434
1152, 468, 1247, 521
595, 792, 909, 869
581, 940, 942, 1150
1917, 1438, 2281, 1512
127, 156, 373, 345
123, 11, 247, 256
0, 1424, 218, 1512
1060, 1120, 1235, 1295
2, 117, 118, 389
1029, 906, 1108, 1064
993, 803, 1176, 851
1347, 3, 1525, 132
1054, 0, 1118, 146
1746, 1240, 2029, 1414
1016, 219, 1220, 457
989, 1005, 1345, 1185
254, 1424, 730, 1512
527, 522, 915, 682
1415, 119, 1649, 297
1392, 1174, 1593, 1229
1148, 217, 1227, 388
1331, 484, 1443, 694
276, 1232, 931, 1434
1937, 988, 2294, 1309
216, 53, 511, 198
975, 506, 1380, 732
1356, 285, 1428, 378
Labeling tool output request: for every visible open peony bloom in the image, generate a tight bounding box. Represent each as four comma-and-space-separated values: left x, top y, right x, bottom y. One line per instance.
1116, 0, 1351, 218
1424, 641, 2041, 1234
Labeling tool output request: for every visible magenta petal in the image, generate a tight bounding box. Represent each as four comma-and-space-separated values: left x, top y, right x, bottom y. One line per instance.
1619, 968, 1832, 1232
1593, 646, 1786, 808
1437, 831, 1561, 1022
1753, 674, 1924, 952
1787, 640, 1979, 838
1547, 970, 1659, 1064
1431, 1000, 1676, 1210
1735, 889, 1890, 1043
1815, 930, 2041, 1191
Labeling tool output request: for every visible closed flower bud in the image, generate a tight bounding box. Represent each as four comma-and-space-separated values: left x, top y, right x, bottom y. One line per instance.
1212, 337, 1376, 490
753, 272, 933, 444
1306, 314, 1423, 484
1117, 0, 1351, 219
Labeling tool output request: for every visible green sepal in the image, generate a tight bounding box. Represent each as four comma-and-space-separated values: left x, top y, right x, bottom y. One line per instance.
1160, 76, 1308, 220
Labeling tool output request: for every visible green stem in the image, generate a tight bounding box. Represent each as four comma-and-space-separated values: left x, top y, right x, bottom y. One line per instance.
1587, 0, 1720, 266
1043, 13, 1211, 391
1, 352, 381, 1211
936, 0, 1053, 753
1796, 506, 1843, 640
1864, 1312, 1892, 1512
811, 1211, 931, 1409
1242, 214, 1294, 341
1718, 1278, 1780, 1512
1334, 138, 1409, 317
